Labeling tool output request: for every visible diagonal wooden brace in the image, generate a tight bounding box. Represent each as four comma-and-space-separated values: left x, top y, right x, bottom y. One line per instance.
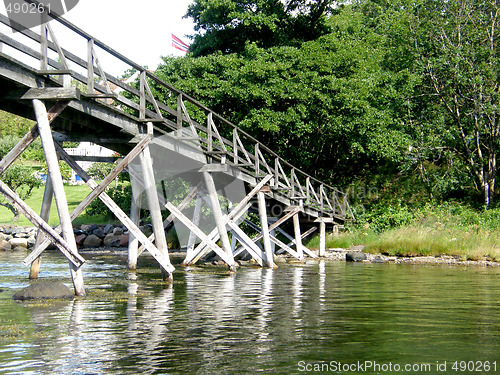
183, 174, 273, 265
0, 102, 68, 176
53, 142, 175, 274
0, 179, 85, 268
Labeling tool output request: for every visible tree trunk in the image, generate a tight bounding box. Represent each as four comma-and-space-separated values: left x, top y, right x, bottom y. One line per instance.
0, 201, 19, 221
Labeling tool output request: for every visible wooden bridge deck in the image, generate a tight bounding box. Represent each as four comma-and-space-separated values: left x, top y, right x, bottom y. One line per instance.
0, 6, 354, 294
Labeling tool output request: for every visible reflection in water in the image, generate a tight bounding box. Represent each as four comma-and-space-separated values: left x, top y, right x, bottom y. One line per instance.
0, 253, 499, 374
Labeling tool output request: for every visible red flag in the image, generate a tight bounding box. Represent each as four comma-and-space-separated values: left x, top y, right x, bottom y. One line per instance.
172, 34, 189, 53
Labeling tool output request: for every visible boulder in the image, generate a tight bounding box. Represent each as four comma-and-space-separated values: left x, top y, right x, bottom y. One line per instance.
92, 228, 105, 238
346, 251, 367, 262
83, 234, 102, 248
27, 236, 36, 248
12, 282, 74, 300
371, 257, 387, 264
75, 234, 87, 246
113, 227, 124, 236
119, 234, 129, 247
9, 238, 28, 249
103, 234, 121, 247
103, 224, 115, 234
0, 240, 12, 251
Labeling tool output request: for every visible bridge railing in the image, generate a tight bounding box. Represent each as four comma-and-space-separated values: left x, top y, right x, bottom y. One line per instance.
0, 6, 354, 221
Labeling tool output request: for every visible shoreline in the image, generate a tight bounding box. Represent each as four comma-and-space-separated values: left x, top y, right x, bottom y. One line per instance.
320, 248, 500, 267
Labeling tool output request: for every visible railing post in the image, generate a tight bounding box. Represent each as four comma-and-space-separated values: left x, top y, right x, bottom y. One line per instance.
255, 143, 260, 176
139, 70, 146, 120
40, 13, 48, 70
207, 112, 213, 152
176, 94, 183, 137
87, 38, 94, 94
233, 128, 238, 164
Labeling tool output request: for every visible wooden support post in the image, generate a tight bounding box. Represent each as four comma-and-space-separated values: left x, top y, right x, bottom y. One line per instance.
185, 175, 272, 265
257, 191, 276, 269
29, 175, 53, 279
127, 177, 142, 270
139, 147, 174, 281
33, 99, 85, 296
293, 212, 304, 261
319, 220, 326, 257
186, 193, 203, 260
333, 224, 339, 237
203, 171, 236, 272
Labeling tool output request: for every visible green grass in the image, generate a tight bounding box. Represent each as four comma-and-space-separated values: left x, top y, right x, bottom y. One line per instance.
307, 204, 500, 262
0, 184, 116, 226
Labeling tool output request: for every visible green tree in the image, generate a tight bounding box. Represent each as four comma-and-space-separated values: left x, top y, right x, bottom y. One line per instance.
185, 0, 335, 56
157, 8, 410, 185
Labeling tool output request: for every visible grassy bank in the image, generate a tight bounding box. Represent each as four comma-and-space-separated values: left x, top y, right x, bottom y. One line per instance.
308, 203, 500, 262
0, 184, 112, 226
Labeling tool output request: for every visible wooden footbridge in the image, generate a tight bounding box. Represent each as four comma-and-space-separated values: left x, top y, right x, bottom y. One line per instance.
0, 6, 354, 295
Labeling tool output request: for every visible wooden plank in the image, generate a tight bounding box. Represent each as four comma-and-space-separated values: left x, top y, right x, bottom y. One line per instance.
185, 194, 203, 260
0, 126, 39, 176
29, 174, 54, 279
226, 220, 264, 266
140, 147, 174, 280
0, 179, 85, 268
165, 201, 229, 264
203, 171, 235, 270
54, 145, 176, 275
127, 177, 141, 270
319, 221, 326, 257
257, 191, 276, 268
20, 87, 80, 100
185, 175, 273, 264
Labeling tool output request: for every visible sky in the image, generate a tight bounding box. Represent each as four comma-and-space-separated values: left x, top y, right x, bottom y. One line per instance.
0, 0, 196, 75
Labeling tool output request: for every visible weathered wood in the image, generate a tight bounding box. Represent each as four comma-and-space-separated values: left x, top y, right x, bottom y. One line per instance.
34, 99, 86, 296
226, 220, 264, 266
203, 171, 235, 271
140, 147, 174, 281
19, 87, 80, 100
29, 174, 53, 279
257, 191, 276, 268
0, 126, 39, 176
165, 200, 229, 264
185, 175, 273, 265
0, 179, 85, 268
293, 213, 304, 261
319, 221, 326, 257
186, 194, 203, 259
128, 177, 141, 270
47, 144, 176, 275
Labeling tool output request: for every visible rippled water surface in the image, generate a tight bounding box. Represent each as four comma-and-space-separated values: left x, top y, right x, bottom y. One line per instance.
0, 251, 499, 374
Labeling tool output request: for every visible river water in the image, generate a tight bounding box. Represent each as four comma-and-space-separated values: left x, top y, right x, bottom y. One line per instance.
0, 251, 498, 374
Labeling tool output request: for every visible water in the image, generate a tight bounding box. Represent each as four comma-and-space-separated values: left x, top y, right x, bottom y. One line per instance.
0, 251, 499, 374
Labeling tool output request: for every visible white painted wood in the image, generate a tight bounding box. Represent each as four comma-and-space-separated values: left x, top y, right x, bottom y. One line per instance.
292, 213, 304, 261
226, 220, 264, 266
186, 194, 203, 259
257, 191, 276, 268
128, 177, 141, 270
203, 171, 235, 271
33, 99, 85, 296
140, 147, 174, 281
29, 174, 53, 279
319, 221, 326, 257
0, 179, 86, 268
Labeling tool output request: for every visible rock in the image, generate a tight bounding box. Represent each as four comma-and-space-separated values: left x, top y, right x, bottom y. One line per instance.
80, 224, 93, 232
119, 234, 129, 247
113, 227, 124, 236
12, 282, 74, 300
92, 228, 105, 238
75, 234, 87, 246
371, 257, 387, 264
83, 234, 102, 248
346, 251, 367, 262
103, 234, 121, 247
9, 238, 28, 249
0, 240, 12, 251
103, 224, 115, 234
27, 236, 36, 248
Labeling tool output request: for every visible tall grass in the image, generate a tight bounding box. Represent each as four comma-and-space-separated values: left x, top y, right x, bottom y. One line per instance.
307, 203, 500, 261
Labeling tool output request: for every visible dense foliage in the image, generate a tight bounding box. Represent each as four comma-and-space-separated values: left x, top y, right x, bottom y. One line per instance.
156, 0, 500, 208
